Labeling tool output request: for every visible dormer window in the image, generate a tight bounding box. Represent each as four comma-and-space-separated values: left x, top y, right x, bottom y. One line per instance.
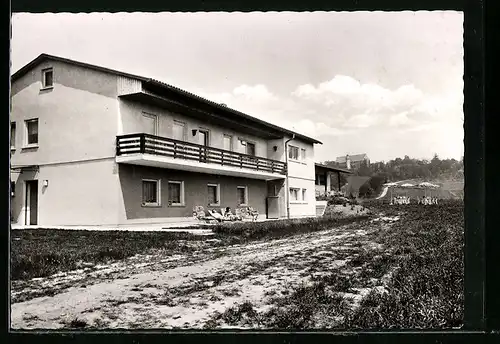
42, 68, 53, 89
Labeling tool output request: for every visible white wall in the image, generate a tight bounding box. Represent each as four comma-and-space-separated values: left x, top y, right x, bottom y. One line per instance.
284, 136, 317, 217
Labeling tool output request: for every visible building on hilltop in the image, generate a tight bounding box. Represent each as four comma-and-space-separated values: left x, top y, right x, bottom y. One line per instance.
335, 153, 370, 170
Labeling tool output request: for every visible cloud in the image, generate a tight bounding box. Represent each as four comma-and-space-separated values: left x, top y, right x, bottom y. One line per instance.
193, 77, 462, 162
232, 84, 277, 101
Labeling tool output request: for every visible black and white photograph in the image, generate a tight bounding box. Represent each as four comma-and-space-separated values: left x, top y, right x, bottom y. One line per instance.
10, 11, 464, 330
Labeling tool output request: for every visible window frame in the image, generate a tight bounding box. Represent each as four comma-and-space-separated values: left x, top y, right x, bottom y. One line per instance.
236, 185, 248, 206
288, 145, 299, 161
142, 112, 159, 136
245, 141, 256, 156
41, 68, 54, 89
10, 122, 16, 150
300, 148, 307, 161
289, 187, 300, 202
24, 118, 39, 148
172, 120, 187, 141
167, 180, 185, 207
223, 134, 233, 152
207, 183, 221, 206
141, 179, 161, 207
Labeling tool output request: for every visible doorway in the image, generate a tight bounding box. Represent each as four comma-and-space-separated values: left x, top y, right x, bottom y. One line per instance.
25, 180, 38, 225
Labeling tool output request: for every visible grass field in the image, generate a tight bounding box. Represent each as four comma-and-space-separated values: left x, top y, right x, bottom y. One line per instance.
10, 200, 463, 330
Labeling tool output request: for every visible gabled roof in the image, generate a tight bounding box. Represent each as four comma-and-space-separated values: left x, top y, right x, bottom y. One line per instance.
336, 153, 368, 163
12, 53, 322, 145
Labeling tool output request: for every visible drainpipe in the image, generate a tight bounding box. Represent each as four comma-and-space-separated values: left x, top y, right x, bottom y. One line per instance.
284, 134, 295, 219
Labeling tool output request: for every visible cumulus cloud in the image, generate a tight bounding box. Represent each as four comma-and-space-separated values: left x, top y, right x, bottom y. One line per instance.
193, 77, 462, 161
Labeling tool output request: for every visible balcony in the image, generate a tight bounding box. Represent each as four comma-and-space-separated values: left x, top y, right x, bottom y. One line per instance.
116, 133, 287, 180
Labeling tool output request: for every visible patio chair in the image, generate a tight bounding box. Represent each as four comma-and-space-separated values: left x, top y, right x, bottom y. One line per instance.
193, 206, 218, 224
247, 207, 259, 221
222, 207, 242, 221
207, 209, 225, 223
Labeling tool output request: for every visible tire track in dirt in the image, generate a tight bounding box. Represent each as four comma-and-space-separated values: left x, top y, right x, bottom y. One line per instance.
12, 219, 383, 329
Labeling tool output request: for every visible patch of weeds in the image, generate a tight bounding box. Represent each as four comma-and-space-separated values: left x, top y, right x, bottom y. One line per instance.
209, 301, 261, 327
63, 317, 88, 329
263, 282, 350, 329
22, 314, 40, 321
11, 229, 203, 281
155, 292, 176, 307
312, 273, 354, 293
221, 287, 241, 297
210, 274, 226, 287
209, 294, 222, 302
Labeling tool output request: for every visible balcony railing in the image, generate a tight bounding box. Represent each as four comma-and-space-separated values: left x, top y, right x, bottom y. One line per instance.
116, 133, 287, 175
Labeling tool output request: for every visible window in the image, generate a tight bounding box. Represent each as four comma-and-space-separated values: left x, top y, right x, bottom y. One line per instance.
142, 113, 158, 136
223, 135, 233, 151
302, 189, 307, 202
288, 145, 299, 160
25, 119, 39, 146
11, 181, 15, 197
42, 68, 53, 88
198, 130, 209, 146
142, 179, 160, 206
237, 186, 248, 206
301, 148, 306, 160
10, 122, 16, 149
289, 188, 300, 201
173, 121, 186, 141
207, 183, 220, 206
168, 181, 185, 206
246, 142, 256, 156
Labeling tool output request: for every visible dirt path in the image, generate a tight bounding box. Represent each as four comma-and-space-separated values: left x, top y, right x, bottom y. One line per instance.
11, 220, 387, 329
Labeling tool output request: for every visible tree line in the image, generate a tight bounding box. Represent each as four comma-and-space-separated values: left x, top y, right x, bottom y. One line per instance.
323, 154, 464, 197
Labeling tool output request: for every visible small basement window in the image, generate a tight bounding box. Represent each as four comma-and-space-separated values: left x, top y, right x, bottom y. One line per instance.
42, 68, 54, 88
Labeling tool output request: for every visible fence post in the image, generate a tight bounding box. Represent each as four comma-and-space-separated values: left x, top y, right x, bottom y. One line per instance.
140, 134, 146, 154
116, 136, 121, 156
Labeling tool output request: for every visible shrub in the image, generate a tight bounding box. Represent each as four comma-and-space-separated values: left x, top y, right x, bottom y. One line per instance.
212, 215, 369, 242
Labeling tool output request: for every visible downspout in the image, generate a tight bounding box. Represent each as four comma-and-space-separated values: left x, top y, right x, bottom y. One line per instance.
284, 134, 295, 219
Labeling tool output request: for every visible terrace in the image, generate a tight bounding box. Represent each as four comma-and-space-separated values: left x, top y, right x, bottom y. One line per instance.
116, 133, 287, 180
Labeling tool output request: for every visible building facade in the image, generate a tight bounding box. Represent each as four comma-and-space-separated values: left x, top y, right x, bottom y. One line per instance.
335, 153, 370, 170
10, 54, 322, 227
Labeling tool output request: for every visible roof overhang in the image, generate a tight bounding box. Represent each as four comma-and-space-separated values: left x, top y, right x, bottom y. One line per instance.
12, 53, 322, 145
314, 163, 352, 174
11, 165, 39, 171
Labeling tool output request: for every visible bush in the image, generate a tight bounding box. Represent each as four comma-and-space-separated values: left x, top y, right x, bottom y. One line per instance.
212, 215, 369, 242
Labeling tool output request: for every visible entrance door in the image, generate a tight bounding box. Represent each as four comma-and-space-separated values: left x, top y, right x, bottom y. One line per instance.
198, 130, 209, 162
25, 180, 38, 225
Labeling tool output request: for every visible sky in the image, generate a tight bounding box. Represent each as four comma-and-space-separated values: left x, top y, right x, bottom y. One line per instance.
11, 11, 464, 163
